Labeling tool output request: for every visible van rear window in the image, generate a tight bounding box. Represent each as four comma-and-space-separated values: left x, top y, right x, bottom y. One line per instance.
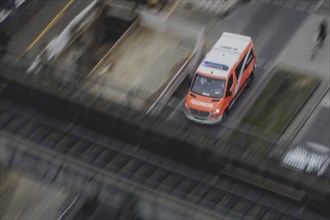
191, 74, 225, 98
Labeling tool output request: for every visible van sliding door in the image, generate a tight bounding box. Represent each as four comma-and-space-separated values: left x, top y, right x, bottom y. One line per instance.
234, 47, 252, 96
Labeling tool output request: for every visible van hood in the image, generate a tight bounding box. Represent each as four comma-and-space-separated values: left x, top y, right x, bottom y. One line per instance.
186, 93, 222, 111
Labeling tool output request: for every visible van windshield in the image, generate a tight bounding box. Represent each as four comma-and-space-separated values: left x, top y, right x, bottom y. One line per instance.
191, 74, 225, 98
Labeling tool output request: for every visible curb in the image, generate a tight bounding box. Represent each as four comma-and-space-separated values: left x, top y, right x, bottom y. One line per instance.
278, 72, 322, 136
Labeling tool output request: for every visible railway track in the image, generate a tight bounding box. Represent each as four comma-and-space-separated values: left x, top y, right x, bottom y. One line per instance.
0, 98, 323, 220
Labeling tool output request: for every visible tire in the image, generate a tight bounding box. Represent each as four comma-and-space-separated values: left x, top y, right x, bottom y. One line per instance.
222, 109, 229, 121
247, 71, 254, 88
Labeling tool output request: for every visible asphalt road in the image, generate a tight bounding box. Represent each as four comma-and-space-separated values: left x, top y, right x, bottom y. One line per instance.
0, 1, 328, 219
294, 89, 330, 148
2, 0, 319, 141
2, 0, 93, 64
164, 0, 319, 138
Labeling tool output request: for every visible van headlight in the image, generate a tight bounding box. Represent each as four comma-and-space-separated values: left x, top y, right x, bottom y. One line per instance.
211, 108, 220, 115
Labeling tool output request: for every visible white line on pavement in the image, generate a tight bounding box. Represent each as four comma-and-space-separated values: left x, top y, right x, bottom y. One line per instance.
262, 60, 273, 70
295, 1, 309, 11
57, 194, 80, 220
321, 99, 330, 108
256, 57, 265, 68
13, 211, 22, 220
321, 91, 330, 108
259, 0, 314, 12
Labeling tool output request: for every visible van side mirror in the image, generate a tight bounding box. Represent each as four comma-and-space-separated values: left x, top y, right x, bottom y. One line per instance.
226, 90, 232, 97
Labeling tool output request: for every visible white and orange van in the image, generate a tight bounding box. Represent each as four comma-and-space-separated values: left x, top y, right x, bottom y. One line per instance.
184, 32, 256, 124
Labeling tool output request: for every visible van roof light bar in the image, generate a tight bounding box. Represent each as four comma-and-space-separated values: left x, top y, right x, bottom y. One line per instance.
202, 61, 229, 71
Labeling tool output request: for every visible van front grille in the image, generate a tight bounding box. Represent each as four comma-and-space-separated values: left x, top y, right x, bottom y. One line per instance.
190, 109, 210, 118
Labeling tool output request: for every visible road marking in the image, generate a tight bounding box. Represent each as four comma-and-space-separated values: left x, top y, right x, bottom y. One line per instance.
17, 0, 75, 61
256, 57, 265, 68
295, 1, 309, 11
26, 0, 75, 51
13, 211, 22, 220
262, 60, 273, 70
306, 0, 322, 14
321, 99, 330, 108
321, 92, 330, 108
165, 0, 179, 18
264, 0, 314, 12
57, 194, 80, 220
57, 187, 65, 196
314, 0, 326, 12
283, 0, 298, 9
307, 4, 315, 13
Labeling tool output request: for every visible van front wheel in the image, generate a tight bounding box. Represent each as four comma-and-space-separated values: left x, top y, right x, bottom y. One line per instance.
247, 72, 254, 88
222, 109, 229, 121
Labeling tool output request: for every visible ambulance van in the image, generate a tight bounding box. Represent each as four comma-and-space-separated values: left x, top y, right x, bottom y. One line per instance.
184, 32, 256, 124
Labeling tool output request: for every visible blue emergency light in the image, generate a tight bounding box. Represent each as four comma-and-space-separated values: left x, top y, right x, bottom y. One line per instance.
202, 61, 229, 71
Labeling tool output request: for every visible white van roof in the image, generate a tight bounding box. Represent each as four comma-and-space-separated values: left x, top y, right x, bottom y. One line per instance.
197, 32, 252, 78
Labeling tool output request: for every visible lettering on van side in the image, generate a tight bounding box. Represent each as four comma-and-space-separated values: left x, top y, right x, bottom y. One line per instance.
190, 100, 213, 109
219, 45, 238, 51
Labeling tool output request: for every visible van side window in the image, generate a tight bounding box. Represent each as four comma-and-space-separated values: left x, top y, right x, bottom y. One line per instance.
235, 56, 245, 79
227, 75, 233, 90
244, 48, 255, 71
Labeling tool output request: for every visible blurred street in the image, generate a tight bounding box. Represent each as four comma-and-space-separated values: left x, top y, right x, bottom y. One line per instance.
164, 0, 319, 137
2, 0, 93, 63
275, 1, 330, 158
1, 0, 329, 219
